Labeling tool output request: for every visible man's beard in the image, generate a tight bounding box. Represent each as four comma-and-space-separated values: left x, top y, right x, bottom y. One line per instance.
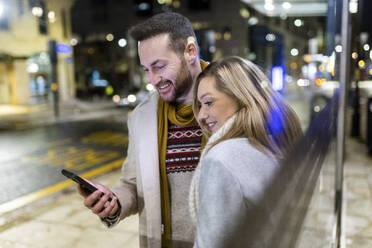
173, 58, 193, 102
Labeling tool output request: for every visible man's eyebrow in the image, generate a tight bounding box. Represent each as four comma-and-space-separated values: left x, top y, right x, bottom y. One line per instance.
150, 60, 161, 67
141, 60, 163, 69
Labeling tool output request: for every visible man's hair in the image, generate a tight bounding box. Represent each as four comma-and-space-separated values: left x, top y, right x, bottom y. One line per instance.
193, 56, 303, 159
129, 12, 198, 55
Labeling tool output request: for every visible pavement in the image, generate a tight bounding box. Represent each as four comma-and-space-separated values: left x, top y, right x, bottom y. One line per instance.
0, 99, 139, 247
0, 98, 126, 130
1, 136, 371, 248
0, 169, 140, 248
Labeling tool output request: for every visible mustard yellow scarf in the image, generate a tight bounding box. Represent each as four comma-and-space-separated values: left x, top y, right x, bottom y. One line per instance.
157, 99, 197, 247
157, 60, 208, 247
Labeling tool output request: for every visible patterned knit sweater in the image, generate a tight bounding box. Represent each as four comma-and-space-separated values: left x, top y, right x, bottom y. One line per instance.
166, 123, 203, 247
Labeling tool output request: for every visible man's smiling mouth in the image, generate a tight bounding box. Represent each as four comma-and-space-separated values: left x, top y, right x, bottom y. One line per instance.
158, 81, 171, 90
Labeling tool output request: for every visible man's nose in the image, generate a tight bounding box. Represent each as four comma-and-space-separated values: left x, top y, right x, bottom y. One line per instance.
148, 72, 161, 86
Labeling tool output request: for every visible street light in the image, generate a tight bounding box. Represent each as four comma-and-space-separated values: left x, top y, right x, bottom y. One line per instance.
248, 53, 256, 61
70, 38, 78, 46
265, 33, 276, 42
349, 0, 358, 13
294, 19, 303, 27
290, 48, 299, 56
48, 11, 56, 23
146, 84, 154, 91
127, 94, 136, 103
264, 3, 274, 11
240, 8, 250, 18
264, 0, 274, 11
27, 63, 39, 73
282, 2, 292, 10
32, 6, 43, 17
106, 33, 114, 41
335, 45, 343, 53
248, 17, 258, 25
358, 60, 365, 68
118, 38, 127, 47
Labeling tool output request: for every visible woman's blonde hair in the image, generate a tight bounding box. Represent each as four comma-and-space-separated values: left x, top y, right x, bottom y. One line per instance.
193, 56, 303, 159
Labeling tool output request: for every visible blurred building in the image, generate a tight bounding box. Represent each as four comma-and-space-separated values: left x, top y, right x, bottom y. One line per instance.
0, 0, 76, 105
70, 0, 330, 96
71, 0, 267, 96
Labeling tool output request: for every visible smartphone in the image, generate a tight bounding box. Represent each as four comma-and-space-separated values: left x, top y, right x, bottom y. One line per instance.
61, 169, 97, 194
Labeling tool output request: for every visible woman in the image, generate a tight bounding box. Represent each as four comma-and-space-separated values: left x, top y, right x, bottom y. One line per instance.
189, 56, 302, 247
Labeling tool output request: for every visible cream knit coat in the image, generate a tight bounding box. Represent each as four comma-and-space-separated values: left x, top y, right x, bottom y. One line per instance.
189, 115, 237, 225
188, 115, 278, 248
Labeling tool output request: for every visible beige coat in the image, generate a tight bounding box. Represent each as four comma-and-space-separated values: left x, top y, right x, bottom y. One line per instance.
193, 138, 278, 248
112, 91, 162, 248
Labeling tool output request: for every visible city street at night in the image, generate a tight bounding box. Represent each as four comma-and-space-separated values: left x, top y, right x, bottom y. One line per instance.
1, 0, 372, 247
0, 105, 128, 210
0, 91, 371, 248
0, 102, 142, 248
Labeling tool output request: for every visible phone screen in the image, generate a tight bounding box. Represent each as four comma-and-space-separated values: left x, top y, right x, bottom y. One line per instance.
61, 169, 97, 194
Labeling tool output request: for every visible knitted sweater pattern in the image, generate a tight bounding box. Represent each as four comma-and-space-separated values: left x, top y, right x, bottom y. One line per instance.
166, 122, 203, 246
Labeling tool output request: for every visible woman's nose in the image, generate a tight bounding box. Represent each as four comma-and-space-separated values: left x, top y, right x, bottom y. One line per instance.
197, 108, 207, 122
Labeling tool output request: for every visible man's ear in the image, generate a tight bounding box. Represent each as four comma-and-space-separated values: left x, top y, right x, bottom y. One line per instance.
184, 36, 198, 65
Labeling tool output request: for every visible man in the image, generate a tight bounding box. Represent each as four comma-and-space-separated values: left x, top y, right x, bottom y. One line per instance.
77, 12, 208, 248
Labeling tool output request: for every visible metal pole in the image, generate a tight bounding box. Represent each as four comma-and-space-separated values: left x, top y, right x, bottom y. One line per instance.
335, 0, 351, 247
48, 40, 59, 118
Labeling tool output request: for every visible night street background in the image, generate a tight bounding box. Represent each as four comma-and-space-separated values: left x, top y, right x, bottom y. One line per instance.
0, 112, 128, 205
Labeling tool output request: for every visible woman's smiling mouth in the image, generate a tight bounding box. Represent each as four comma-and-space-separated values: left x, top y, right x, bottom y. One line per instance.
206, 121, 216, 130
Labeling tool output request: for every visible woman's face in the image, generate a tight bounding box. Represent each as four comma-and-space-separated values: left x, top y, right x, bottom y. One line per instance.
197, 76, 239, 134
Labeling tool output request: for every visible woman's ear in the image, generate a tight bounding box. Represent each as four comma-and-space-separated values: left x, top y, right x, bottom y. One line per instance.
184, 36, 198, 65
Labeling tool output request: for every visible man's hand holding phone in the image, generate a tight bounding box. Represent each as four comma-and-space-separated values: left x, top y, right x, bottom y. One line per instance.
61, 169, 120, 219
76, 181, 120, 219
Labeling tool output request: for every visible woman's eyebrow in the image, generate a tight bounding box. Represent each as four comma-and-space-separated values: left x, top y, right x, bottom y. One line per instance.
199, 93, 211, 101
